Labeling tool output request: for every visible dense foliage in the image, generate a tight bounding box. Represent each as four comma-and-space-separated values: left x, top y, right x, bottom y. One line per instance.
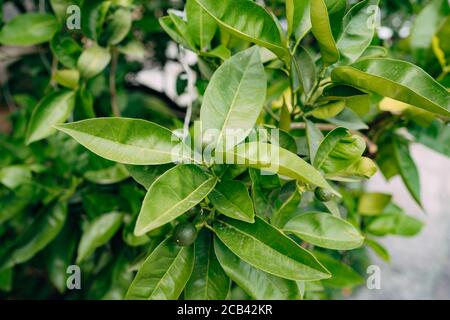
0, 0, 449, 300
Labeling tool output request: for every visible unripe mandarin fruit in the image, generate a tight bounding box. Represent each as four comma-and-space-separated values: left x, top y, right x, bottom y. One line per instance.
314, 187, 333, 202
172, 222, 197, 246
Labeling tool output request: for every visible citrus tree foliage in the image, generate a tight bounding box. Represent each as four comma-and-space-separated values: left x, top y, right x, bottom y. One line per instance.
0, 0, 449, 299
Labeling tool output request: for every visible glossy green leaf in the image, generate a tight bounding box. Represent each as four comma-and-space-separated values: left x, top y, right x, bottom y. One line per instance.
336, 0, 380, 63
215, 142, 332, 190
77, 212, 123, 263
311, 101, 346, 120
327, 156, 377, 181
314, 127, 366, 174
135, 165, 217, 236
26, 91, 76, 144
106, 8, 132, 45
287, 0, 311, 43
51, 34, 82, 69
332, 58, 450, 117
0, 202, 67, 270
213, 216, 331, 281
77, 46, 112, 79
200, 46, 266, 151
184, 230, 230, 300
305, 119, 324, 164
314, 251, 364, 288
186, 0, 217, 50
311, 0, 340, 65
194, 0, 287, 57
56, 118, 182, 165
125, 238, 194, 300
214, 237, 300, 299
81, 0, 111, 40
321, 85, 368, 101
208, 180, 254, 223
393, 139, 421, 206
325, 0, 347, 38
0, 13, 58, 46
284, 212, 364, 250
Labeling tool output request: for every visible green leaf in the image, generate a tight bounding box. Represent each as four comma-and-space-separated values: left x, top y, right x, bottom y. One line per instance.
214, 236, 300, 299
0, 13, 58, 46
135, 165, 217, 236
46, 217, 78, 293
358, 192, 392, 216
292, 46, 316, 94
77, 212, 123, 263
50, 0, 73, 22
51, 34, 82, 69
26, 91, 76, 144
106, 8, 132, 45
287, 0, 311, 43
332, 58, 450, 117
0, 187, 33, 224
213, 216, 331, 281
0, 202, 67, 270
200, 46, 266, 151
125, 238, 194, 300
81, 0, 111, 41
159, 16, 193, 50
126, 164, 174, 189
0, 268, 13, 292
0, 165, 31, 189
325, 0, 347, 38
56, 118, 182, 165
186, 0, 217, 50
365, 213, 423, 237
326, 108, 368, 130
215, 142, 333, 190
284, 212, 364, 250
305, 119, 324, 164
313, 127, 366, 174
194, 0, 287, 57
310, 0, 340, 65
53, 69, 80, 89
77, 45, 112, 79
314, 251, 364, 288
408, 119, 450, 158
336, 0, 380, 63
84, 164, 130, 185
365, 238, 390, 262
184, 230, 230, 300
328, 156, 377, 181
410, 0, 450, 61
393, 139, 422, 206
208, 180, 254, 223
311, 101, 346, 120
271, 181, 302, 228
